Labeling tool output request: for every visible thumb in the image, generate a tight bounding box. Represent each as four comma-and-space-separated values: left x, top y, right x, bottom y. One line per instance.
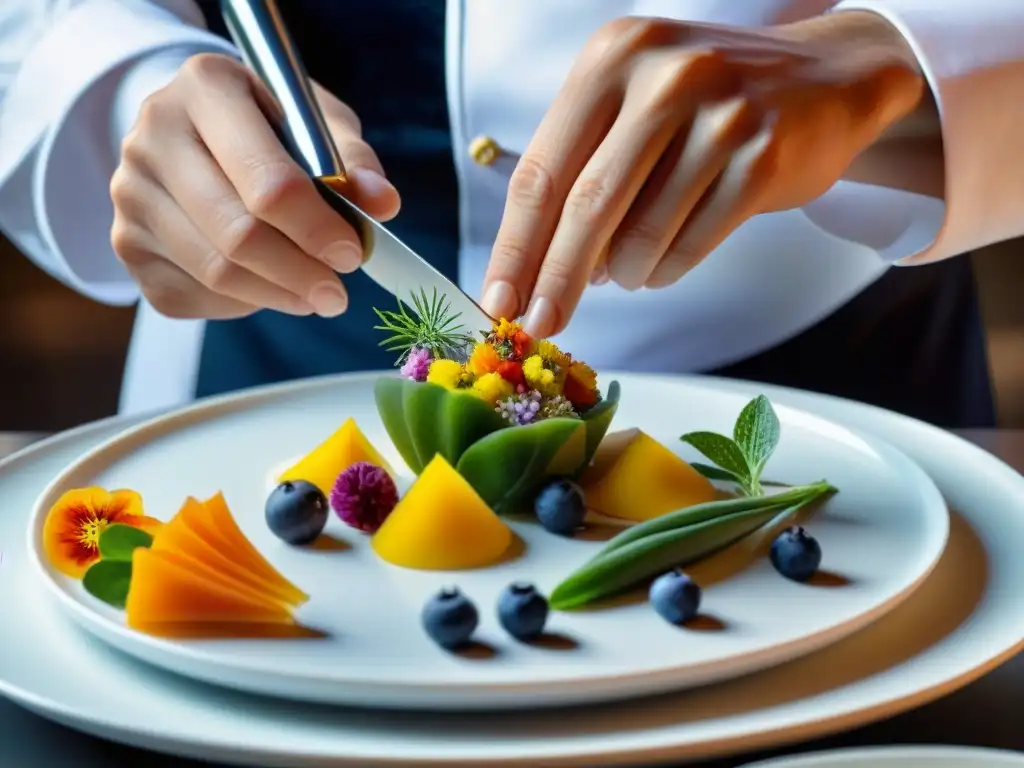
314, 83, 402, 221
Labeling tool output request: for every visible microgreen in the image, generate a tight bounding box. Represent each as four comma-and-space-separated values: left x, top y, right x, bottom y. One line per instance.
97, 523, 154, 562
680, 395, 781, 496
373, 288, 476, 364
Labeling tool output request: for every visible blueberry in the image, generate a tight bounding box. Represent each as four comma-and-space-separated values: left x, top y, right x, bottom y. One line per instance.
770, 526, 822, 582
265, 481, 329, 545
422, 588, 479, 650
649, 569, 702, 625
497, 582, 549, 641
534, 478, 587, 536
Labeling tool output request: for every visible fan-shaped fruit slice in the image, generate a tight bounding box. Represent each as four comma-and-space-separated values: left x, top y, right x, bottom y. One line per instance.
277, 418, 392, 494
371, 454, 512, 570
151, 497, 304, 608
175, 493, 308, 607
126, 548, 294, 631
583, 428, 718, 522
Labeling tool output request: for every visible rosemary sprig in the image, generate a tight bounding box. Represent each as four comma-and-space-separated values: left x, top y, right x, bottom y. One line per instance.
373, 288, 477, 364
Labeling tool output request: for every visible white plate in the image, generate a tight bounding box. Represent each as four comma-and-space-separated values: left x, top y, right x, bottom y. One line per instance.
743, 746, 1024, 768
26, 374, 947, 709
0, 373, 1020, 766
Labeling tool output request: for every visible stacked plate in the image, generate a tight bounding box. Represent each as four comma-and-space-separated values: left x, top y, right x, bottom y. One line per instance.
1, 372, 1022, 766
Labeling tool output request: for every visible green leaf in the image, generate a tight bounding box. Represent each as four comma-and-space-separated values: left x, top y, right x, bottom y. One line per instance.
733, 395, 781, 478
578, 380, 621, 472
374, 378, 507, 474
680, 431, 751, 481
690, 462, 744, 483
82, 560, 133, 609
97, 523, 153, 562
457, 418, 586, 515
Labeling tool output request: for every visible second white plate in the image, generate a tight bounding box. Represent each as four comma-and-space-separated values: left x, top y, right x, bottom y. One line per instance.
27, 374, 948, 710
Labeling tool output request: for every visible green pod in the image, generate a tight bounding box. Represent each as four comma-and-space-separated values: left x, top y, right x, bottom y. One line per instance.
579, 380, 621, 471
374, 377, 507, 473
549, 503, 804, 610
591, 481, 834, 561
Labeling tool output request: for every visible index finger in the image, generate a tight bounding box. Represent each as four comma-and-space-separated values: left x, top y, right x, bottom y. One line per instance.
184, 58, 364, 274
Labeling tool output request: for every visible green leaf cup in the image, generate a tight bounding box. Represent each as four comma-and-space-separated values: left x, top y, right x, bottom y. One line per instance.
374, 377, 621, 515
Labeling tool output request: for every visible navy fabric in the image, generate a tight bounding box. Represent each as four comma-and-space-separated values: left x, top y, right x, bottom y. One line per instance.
192, 1, 995, 429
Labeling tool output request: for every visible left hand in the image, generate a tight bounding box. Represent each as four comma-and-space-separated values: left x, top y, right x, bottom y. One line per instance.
481, 12, 928, 337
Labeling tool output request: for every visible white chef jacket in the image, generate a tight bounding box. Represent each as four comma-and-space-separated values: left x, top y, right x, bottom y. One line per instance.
1, 1, 1023, 416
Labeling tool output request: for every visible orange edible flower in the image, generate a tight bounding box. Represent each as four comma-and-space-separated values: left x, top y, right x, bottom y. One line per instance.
496, 360, 525, 387
511, 330, 534, 360
43, 487, 162, 578
467, 342, 501, 376
563, 361, 599, 408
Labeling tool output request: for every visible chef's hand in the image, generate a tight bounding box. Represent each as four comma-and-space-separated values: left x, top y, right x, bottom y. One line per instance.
482, 12, 928, 337
110, 53, 399, 319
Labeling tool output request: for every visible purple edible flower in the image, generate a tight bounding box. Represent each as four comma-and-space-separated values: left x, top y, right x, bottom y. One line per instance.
495, 389, 543, 426
400, 346, 432, 382
330, 461, 399, 533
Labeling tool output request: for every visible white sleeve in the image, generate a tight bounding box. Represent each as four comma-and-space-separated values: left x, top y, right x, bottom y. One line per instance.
0, 0, 237, 305
801, 0, 1024, 265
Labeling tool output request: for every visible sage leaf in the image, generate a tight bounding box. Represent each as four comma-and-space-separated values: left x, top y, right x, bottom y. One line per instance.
733, 395, 781, 477
82, 559, 133, 609
97, 523, 153, 562
691, 462, 744, 483
680, 431, 750, 481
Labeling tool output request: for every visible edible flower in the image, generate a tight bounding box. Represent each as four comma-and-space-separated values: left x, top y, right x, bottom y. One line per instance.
399, 346, 432, 382
522, 354, 563, 397
536, 340, 570, 369
563, 360, 599, 408
426, 359, 465, 390
540, 395, 579, 420
472, 371, 514, 406
496, 360, 525, 388
330, 462, 399, 534
42, 487, 162, 578
467, 341, 501, 377
496, 390, 543, 426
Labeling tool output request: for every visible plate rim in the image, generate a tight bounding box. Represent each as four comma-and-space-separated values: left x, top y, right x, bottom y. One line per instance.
0, 371, 1019, 766
23, 371, 949, 707
741, 745, 1024, 767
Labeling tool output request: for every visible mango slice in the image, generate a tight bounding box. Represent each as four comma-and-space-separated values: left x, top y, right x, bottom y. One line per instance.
127, 548, 294, 630
151, 497, 305, 608
277, 418, 392, 494
371, 454, 512, 570
175, 493, 308, 607
582, 429, 718, 522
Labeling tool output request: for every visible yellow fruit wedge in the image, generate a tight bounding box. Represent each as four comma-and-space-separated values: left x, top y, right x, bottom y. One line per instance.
582, 428, 718, 522
371, 454, 512, 570
277, 417, 392, 494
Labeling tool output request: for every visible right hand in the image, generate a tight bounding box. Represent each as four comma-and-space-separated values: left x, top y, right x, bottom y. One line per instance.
110, 53, 400, 319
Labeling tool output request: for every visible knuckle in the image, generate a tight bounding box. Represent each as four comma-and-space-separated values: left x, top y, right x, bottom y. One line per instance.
180, 52, 238, 84
564, 176, 611, 223
199, 255, 238, 293
616, 220, 666, 255
109, 220, 141, 261
219, 212, 265, 262
244, 161, 309, 219
490, 239, 533, 272
507, 157, 556, 212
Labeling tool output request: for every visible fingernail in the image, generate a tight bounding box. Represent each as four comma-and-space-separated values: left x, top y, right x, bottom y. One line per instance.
320, 241, 362, 273
590, 263, 610, 286
522, 296, 557, 338
309, 281, 348, 317
481, 280, 518, 320
348, 167, 397, 199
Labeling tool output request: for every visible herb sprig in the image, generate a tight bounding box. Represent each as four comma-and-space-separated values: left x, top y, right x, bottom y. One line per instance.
82, 523, 154, 608
680, 394, 781, 497
373, 288, 476, 364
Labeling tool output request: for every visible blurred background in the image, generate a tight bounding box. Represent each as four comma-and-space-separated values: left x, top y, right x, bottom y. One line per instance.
1, 233, 1022, 432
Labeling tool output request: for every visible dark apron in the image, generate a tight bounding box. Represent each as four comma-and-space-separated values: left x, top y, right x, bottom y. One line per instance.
194, 1, 995, 429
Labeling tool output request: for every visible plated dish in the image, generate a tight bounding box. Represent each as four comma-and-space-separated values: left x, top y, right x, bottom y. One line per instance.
27, 292, 948, 709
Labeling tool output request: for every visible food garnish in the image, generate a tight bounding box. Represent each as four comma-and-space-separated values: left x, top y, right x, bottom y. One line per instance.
373, 287, 476, 364
681, 395, 781, 497
265, 480, 329, 545
370, 454, 513, 570
533, 478, 587, 536
497, 582, 550, 641
277, 417, 391, 496
42, 487, 161, 578
770, 525, 823, 582
649, 569, 702, 625
330, 461, 398, 534
422, 587, 479, 650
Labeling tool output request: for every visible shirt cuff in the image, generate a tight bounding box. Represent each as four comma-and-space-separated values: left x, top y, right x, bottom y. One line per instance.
807, 0, 1024, 264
